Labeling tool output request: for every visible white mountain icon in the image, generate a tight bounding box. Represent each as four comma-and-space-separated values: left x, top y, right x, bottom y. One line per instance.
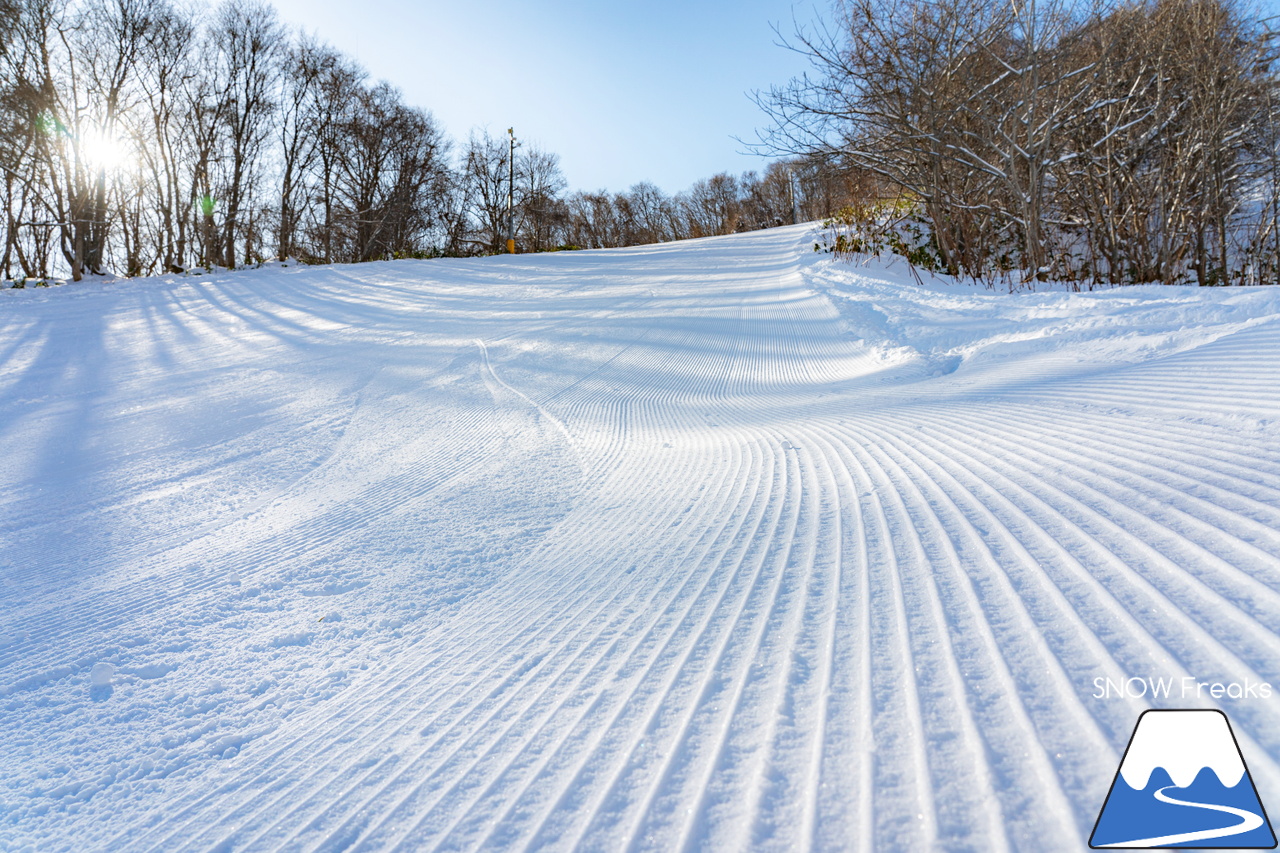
1091, 710, 1276, 849
1119, 710, 1246, 790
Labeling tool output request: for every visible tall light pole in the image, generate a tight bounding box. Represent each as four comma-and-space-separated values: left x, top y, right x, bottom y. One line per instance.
507, 127, 517, 254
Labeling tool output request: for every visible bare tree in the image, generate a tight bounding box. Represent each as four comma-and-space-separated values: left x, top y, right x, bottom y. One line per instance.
514, 145, 567, 252
326, 82, 448, 261
758, 0, 1278, 285
755, 0, 1008, 273
676, 172, 741, 237
303, 49, 362, 263
1058, 0, 1275, 283
275, 32, 331, 260
459, 129, 512, 253
4, 0, 154, 280
132, 0, 195, 272
209, 0, 281, 268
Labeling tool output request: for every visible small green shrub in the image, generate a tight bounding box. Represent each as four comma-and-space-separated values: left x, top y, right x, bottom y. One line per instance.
815, 197, 944, 272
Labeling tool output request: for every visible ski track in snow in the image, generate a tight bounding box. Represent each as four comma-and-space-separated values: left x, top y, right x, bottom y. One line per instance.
2, 225, 1280, 851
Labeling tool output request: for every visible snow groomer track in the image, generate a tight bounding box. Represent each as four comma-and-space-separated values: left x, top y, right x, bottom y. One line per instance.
3, 224, 1280, 851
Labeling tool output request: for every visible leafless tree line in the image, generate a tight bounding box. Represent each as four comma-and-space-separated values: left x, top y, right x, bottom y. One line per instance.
0, 0, 458, 277
0, 0, 456, 280
542, 157, 853, 251
759, 0, 1280, 286
0, 0, 851, 283
454, 128, 854, 253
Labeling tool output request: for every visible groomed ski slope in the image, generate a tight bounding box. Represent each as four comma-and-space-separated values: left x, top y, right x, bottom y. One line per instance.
3, 224, 1280, 851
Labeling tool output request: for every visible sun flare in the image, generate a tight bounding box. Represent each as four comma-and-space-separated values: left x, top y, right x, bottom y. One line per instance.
80, 128, 132, 171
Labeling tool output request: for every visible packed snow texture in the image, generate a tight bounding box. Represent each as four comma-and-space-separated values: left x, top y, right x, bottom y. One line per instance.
2, 225, 1280, 851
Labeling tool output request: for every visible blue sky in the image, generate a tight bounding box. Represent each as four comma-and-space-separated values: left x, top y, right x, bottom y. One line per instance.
267, 0, 1280, 196
267, 0, 817, 195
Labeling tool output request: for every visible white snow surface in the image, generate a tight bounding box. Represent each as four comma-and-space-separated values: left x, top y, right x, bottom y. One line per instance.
3, 224, 1280, 850
1118, 710, 1246, 790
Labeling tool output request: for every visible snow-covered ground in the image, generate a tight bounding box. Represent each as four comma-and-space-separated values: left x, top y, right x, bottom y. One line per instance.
3, 224, 1280, 851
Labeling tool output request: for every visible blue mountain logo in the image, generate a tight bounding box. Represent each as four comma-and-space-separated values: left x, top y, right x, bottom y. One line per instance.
1091, 709, 1277, 848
